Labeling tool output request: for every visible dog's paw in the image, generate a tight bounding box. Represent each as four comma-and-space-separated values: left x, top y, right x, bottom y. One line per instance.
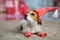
37, 32, 47, 37
43, 32, 47, 37
24, 31, 31, 37
37, 32, 43, 37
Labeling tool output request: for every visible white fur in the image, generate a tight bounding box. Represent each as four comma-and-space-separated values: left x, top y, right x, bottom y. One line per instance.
27, 14, 35, 23
20, 14, 42, 33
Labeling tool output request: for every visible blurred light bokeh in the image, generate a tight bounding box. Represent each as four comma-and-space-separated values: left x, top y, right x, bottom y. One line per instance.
0, 0, 60, 22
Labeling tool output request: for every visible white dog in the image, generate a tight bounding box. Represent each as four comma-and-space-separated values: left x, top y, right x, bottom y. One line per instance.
19, 10, 47, 37
19, 7, 57, 37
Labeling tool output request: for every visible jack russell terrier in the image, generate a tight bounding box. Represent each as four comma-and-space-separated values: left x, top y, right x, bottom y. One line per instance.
19, 7, 57, 37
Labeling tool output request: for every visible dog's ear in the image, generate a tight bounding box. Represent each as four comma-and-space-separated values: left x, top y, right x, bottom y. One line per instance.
38, 19, 42, 25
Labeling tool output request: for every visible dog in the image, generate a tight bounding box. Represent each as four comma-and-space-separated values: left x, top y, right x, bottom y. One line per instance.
19, 7, 57, 37
19, 10, 47, 37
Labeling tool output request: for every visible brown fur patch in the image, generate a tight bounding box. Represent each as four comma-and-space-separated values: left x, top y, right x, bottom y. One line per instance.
28, 11, 42, 25
38, 19, 42, 25
29, 11, 38, 22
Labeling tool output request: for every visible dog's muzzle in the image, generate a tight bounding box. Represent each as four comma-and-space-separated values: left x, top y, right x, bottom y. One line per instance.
24, 14, 27, 20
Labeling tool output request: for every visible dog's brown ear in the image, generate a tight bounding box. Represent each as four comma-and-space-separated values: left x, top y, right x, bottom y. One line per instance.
38, 19, 42, 25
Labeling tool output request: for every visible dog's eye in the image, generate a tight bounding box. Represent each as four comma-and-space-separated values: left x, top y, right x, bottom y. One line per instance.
31, 13, 35, 16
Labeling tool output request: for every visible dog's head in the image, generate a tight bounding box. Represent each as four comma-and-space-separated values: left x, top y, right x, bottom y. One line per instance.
24, 10, 42, 25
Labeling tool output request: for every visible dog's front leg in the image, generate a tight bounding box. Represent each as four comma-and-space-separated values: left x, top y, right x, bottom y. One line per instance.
35, 25, 47, 37
23, 28, 32, 37
24, 31, 32, 37
22, 23, 32, 37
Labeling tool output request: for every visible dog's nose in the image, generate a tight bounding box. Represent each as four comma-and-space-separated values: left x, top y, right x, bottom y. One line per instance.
24, 14, 27, 20
24, 14, 27, 17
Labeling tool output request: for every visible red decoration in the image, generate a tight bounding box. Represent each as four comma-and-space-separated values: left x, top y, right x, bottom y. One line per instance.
6, 0, 28, 20
19, 5, 28, 16
34, 7, 57, 19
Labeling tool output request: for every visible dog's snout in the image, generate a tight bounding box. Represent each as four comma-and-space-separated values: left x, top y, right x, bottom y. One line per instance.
24, 14, 27, 17
24, 14, 27, 20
